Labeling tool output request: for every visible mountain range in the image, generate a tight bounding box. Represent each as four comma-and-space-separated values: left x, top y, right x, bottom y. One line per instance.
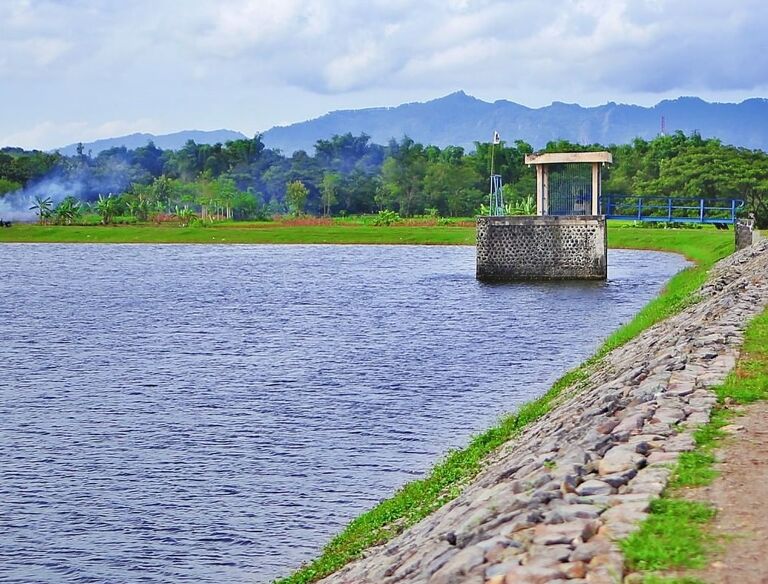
262, 92, 768, 153
56, 129, 247, 157
54, 92, 768, 156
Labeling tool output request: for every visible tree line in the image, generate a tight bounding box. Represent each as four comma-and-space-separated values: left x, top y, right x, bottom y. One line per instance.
2, 130, 767, 227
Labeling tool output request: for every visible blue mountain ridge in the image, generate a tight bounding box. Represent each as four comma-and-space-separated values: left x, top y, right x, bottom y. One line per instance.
52, 92, 768, 156
55, 129, 247, 156
262, 92, 768, 153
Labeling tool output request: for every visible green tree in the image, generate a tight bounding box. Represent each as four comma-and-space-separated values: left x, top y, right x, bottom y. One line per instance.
175, 207, 197, 227
231, 189, 263, 220
379, 137, 427, 215
0, 178, 22, 195
320, 172, 340, 216
195, 171, 218, 220
285, 180, 309, 216
339, 171, 379, 214
423, 160, 484, 216
54, 196, 82, 225
471, 139, 534, 190
151, 175, 174, 213
29, 195, 53, 225
95, 193, 119, 224
215, 176, 240, 220
121, 184, 153, 221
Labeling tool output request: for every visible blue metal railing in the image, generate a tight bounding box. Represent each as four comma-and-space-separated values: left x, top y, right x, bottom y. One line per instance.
601, 195, 745, 224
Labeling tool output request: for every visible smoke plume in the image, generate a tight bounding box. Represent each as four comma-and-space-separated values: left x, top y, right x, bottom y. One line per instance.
0, 157, 143, 222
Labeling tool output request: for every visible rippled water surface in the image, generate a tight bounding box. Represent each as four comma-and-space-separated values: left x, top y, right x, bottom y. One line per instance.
0, 244, 689, 583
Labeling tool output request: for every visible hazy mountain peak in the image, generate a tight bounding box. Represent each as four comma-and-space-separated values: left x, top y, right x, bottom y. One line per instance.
438, 90, 476, 101
55, 129, 248, 156
548, 101, 582, 109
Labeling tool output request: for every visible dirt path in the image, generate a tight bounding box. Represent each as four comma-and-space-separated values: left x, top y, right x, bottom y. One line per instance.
688, 401, 768, 584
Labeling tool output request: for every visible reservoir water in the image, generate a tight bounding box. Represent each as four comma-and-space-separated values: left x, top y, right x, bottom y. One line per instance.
0, 244, 689, 583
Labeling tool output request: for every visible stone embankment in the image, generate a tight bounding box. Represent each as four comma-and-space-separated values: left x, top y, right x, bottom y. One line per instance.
322, 240, 768, 584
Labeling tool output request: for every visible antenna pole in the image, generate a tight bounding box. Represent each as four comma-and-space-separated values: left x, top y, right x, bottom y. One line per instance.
490, 141, 495, 178
488, 132, 504, 215
488, 139, 495, 214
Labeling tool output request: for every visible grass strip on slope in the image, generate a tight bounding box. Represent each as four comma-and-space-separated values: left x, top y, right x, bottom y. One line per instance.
621, 307, 768, 582
276, 230, 734, 584
621, 499, 716, 572
276, 368, 590, 584
599, 229, 733, 357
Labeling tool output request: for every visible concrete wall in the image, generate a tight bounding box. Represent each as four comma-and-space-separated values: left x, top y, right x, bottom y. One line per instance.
476, 215, 607, 281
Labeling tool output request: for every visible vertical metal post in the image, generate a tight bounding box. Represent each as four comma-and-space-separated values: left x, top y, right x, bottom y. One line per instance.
488, 141, 495, 215
731, 199, 737, 224
699, 199, 705, 222
637, 197, 643, 220
591, 163, 600, 216
667, 197, 672, 222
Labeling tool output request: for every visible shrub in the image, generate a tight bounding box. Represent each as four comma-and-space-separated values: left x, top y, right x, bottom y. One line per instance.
373, 209, 402, 226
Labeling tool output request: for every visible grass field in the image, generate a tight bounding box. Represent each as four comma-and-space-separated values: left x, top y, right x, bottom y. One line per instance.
0, 220, 734, 255
0, 221, 478, 245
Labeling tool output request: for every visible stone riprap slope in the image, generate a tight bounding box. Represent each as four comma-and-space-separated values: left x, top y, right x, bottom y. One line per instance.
321, 240, 768, 584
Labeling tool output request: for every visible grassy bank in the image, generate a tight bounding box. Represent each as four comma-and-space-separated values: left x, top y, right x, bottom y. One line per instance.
0, 220, 734, 251
0, 221, 477, 245
272, 229, 734, 584
599, 228, 733, 356
621, 307, 768, 582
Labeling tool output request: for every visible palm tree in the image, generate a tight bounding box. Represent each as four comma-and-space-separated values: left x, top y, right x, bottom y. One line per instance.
96, 194, 118, 224
175, 206, 197, 227
54, 196, 82, 225
29, 195, 53, 225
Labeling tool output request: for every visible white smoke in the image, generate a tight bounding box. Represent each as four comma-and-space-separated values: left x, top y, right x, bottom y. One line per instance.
0, 156, 143, 223
0, 175, 88, 223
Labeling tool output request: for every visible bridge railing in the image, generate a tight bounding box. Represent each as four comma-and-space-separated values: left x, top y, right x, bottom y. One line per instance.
600, 194, 745, 224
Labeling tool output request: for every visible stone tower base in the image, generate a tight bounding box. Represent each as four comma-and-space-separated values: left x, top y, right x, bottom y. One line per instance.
476, 215, 607, 281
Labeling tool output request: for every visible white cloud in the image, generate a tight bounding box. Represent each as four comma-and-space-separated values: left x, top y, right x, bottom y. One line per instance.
324, 43, 392, 92
197, 0, 307, 56
4, 0, 767, 95
1, 0, 767, 148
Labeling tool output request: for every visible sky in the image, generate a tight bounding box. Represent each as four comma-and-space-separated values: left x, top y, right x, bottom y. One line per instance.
2, 0, 768, 150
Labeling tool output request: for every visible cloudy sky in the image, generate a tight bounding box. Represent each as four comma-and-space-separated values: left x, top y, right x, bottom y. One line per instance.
2, 0, 767, 150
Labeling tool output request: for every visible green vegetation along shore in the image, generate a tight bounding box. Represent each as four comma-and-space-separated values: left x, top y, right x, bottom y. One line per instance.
0, 221, 476, 245
3, 131, 768, 228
